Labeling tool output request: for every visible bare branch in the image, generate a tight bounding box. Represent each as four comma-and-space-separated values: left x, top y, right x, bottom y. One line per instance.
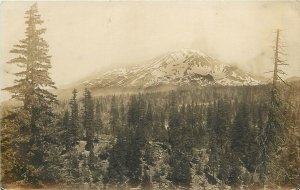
277, 74, 291, 87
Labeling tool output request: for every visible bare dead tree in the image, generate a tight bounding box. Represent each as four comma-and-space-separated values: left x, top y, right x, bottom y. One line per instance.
257, 29, 293, 187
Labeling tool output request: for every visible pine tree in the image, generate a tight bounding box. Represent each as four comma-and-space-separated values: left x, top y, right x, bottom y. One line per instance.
59, 90, 81, 182
207, 133, 219, 179
231, 102, 257, 171
168, 92, 181, 148
0, 111, 29, 183
167, 92, 192, 188
127, 95, 139, 129
258, 29, 292, 185
126, 95, 147, 187
284, 106, 300, 185
3, 3, 57, 108
136, 96, 147, 147
69, 89, 79, 144
62, 110, 71, 151
207, 103, 219, 179
194, 104, 207, 147
106, 133, 128, 187
120, 99, 126, 126
145, 102, 154, 140
153, 110, 168, 142
69, 149, 80, 180
219, 147, 242, 186
88, 149, 96, 171
126, 134, 142, 187
95, 101, 103, 140
169, 150, 192, 188
110, 95, 120, 136
2, 3, 59, 185
83, 88, 95, 151
214, 99, 231, 153
182, 104, 193, 152
207, 100, 232, 183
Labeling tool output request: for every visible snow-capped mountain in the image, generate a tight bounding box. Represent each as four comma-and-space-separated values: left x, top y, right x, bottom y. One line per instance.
82, 49, 262, 89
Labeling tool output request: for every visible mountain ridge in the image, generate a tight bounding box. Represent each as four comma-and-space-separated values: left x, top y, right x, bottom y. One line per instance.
80, 49, 264, 90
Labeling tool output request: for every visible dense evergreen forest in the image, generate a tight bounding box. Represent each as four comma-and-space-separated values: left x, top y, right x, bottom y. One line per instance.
2, 84, 300, 189
1, 3, 299, 190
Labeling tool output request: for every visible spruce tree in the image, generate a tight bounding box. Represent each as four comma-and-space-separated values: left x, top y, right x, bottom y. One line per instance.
136, 96, 147, 147
145, 102, 154, 140
127, 95, 139, 129
207, 100, 232, 182
169, 150, 192, 188
83, 88, 95, 151
110, 95, 120, 136
95, 101, 103, 140
106, 133, 128, 187
231, 101, 257, 171
69, 89, 79, 144
167, 92, 192, 188
168, 92, 181, 148
127, 134, 142, 187
2, 3, 59, 185
207, 102, 219, 179
182, 104, 193, 152
4, 3, 57, 108
214, 99, 231, 153
62, 110, 71, 151
258, 29, 292, 185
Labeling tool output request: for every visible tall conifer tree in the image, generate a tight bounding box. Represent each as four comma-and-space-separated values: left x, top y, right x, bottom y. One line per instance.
3, 3, 59, 185
83, 88, 95, 151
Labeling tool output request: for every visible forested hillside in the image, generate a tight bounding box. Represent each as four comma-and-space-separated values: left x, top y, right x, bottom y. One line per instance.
2, 84, 300, 189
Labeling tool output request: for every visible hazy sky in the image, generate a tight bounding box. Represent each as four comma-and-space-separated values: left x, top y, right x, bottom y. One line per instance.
1, 1, 300, 100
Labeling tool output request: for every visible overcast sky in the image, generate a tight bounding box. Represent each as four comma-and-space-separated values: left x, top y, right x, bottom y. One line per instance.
1, 1, 300, 100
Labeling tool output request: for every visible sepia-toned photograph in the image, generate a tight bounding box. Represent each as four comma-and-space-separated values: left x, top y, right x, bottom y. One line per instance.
0, 1, 300, 189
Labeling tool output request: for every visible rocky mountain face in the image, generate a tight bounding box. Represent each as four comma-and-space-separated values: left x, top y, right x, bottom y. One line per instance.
82, 49, 263, 90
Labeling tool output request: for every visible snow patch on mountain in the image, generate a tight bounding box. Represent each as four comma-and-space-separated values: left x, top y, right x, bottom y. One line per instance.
82, 49, 263, 89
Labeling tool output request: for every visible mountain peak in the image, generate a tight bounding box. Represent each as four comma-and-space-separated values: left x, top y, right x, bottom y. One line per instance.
82, 50, 263, 90
152, 49, 209, 65
166, 49, 208, 58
